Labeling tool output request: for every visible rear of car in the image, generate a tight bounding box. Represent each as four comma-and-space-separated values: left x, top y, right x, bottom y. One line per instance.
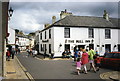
101, 52, 120, 70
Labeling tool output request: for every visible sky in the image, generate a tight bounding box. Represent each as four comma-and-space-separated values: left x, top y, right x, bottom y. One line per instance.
9, 0, 119, 34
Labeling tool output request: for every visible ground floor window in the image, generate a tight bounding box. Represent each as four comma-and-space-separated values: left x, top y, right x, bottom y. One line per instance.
49, 44, 51, 53
44, 44, 46, 52
105, 44, 111, 52
41, 44, 43, 51
65, 44, 70, 51
118, 44, 120, 52
89, 44, 94, 50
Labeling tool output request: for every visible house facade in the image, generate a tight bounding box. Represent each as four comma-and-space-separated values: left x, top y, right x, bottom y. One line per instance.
38, 10, 120, 57
7, 27, 15, 47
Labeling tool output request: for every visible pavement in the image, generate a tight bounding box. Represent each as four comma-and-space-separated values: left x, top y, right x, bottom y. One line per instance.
4, 55, 33, 80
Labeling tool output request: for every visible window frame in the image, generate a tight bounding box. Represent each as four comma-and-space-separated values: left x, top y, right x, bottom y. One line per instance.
105, 29, 111, 39
49, 29, 51, 39
88, 28, 94, 38
64, 28, 70, 38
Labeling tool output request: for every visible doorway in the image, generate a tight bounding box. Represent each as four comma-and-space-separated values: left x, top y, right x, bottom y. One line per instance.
89, 44, 94, 50
65, 44, 70, 51
105, 44, 111, 52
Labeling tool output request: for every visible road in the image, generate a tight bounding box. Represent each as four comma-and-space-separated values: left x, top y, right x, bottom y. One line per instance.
16, 52, 113, 79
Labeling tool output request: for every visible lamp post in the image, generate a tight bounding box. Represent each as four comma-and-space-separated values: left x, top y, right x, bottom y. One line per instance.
8, 7, 13, 20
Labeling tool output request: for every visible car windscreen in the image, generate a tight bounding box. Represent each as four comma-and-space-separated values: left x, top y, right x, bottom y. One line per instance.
105, 53, 120, 59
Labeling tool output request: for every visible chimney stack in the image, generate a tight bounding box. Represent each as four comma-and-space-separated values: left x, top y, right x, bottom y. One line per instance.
103, 10, 109, 21
60, 9, 72, 19
52, 16, 56, 24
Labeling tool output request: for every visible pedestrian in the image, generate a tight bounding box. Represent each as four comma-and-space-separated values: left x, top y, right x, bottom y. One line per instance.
11, 48, 15, 59
33, 49, 38, 57
88, 48, 96, 72
76, 58, 82, 75
29, 48, 33, 56
94, 55, 101, 71
74, 50, 79, 61
26, 48, 30, 57
81, 49, 89, 74
62, 50, 67, 58
78, 48, 83, 58
104, 50, 109, 57
6, 49, 11, 61
66, 49, 72, 59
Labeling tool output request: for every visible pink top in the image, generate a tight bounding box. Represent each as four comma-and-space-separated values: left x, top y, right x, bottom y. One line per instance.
76, 61, 82, 67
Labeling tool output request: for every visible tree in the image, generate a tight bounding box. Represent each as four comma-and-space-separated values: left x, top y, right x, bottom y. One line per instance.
15, 29, 19, 34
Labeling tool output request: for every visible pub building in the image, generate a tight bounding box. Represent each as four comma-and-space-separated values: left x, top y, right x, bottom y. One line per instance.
38, 9, 120, 57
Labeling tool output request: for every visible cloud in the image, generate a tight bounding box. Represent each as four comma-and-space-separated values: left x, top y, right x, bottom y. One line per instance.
9, 2, 118, 34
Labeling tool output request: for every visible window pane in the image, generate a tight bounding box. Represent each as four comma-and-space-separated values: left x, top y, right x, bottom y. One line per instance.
64, 28, 70, 38
105, 29, 111, 39
89, 28, 94, 38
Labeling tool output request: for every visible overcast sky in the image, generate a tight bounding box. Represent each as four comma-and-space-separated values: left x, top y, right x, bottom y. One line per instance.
9, 1, 119, 34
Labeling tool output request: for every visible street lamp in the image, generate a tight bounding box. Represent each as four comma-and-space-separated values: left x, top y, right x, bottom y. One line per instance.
8, 7, 13, 19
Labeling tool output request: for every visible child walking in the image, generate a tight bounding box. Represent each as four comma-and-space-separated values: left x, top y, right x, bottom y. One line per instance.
76, 58, 82, 75
95, 55, 101, 71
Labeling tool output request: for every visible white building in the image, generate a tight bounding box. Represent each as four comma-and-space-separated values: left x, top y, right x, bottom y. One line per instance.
8, 27, 15, 47
16, 34, 30, 51
38, 10, 120, 57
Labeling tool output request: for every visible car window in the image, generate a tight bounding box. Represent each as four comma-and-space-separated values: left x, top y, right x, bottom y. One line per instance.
105, 53, 113, 58
105, 53, 120, 59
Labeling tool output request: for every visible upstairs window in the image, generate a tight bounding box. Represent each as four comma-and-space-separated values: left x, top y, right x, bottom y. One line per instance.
45, 31, 46, 39
88, 28, 94, 38
105, 29, 111, 39
49, 29, 51, 39
64, 28, 70, 38
40, 33, 42, 40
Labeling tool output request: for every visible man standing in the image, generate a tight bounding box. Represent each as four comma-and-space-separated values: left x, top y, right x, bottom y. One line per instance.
88, 48, 96, 72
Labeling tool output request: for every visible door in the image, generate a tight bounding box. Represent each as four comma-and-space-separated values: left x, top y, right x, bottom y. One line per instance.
105, 44, 111, 52
89, 44, 94, 50
65, 44, 70, 51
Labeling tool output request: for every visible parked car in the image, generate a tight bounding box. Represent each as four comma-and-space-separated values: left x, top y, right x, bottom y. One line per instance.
100, 52, 120, 70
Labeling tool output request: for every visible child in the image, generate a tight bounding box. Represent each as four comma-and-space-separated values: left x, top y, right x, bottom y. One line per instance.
76, 58, 82, 75
95, 55, 101, 71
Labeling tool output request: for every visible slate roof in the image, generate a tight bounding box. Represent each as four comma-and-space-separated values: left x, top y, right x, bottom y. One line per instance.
51, 15, 119, 29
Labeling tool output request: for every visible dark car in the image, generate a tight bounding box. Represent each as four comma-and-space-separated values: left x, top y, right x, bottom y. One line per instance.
100, 52, 120, 70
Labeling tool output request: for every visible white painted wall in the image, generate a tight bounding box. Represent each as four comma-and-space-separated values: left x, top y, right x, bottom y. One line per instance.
39, 26, 119, 57
8, 27, 15, 45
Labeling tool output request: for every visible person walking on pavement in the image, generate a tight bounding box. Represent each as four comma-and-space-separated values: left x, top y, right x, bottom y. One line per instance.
11, 48, 15, 59
88, 48, 96, 72
81, 49, 89, 74
6, 49, 11, 61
